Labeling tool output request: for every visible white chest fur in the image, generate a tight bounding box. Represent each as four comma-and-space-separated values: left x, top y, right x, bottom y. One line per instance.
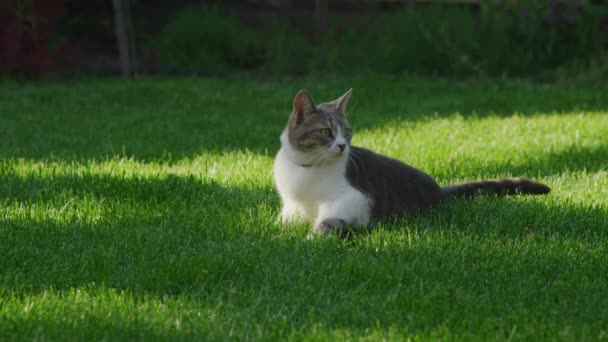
273, 138, 371, 227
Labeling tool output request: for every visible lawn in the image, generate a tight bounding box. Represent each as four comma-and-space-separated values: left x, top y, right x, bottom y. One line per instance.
0, 75, 607, 340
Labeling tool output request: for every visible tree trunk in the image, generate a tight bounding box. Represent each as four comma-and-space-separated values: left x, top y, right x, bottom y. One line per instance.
112, 0, 134, 78
315, 0, 328, 36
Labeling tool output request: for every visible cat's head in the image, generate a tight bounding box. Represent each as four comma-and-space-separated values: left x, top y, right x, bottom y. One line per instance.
283, 89, 353, 164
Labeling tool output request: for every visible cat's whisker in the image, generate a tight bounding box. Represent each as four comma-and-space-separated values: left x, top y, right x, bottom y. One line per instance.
308, 149, 328, 166
347, 150, 362, 181
312, 151, 330, 167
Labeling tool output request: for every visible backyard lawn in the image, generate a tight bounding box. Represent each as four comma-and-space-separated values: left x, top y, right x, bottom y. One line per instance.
0, 75, 607, 340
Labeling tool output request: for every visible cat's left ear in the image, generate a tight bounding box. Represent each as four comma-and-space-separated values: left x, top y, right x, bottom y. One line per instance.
330, 88, 352, 115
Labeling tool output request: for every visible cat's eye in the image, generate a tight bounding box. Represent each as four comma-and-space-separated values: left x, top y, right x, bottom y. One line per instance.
318, 128, 332, 137
344, 129, 353, 138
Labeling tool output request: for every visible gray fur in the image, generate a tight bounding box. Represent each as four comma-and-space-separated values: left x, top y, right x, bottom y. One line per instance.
288, 90, 351, 153
282, 89, 550, 235
345, 148, 550, 220
346, 146, 445, 218
313, 218, 350, 238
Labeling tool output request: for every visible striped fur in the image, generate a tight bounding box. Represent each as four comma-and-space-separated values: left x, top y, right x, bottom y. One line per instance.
443, 178, 550, 199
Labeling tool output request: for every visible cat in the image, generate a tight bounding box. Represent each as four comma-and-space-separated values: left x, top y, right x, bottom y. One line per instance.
273, 89, 550, 238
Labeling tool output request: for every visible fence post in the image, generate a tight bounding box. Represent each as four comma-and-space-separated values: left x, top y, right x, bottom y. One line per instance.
315, 0, 328, 35
408, 0, 416, 11
112, 0, 134, 78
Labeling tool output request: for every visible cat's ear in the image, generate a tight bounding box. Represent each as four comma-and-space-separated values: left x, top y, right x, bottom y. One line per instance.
293, 89, 317, 116
331, 88, 352, 115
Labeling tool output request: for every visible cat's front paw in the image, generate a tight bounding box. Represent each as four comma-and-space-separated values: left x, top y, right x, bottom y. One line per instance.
312, 218, 352, 239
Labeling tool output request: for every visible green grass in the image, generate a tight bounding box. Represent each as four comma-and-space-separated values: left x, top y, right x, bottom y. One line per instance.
0, 75, 607, 340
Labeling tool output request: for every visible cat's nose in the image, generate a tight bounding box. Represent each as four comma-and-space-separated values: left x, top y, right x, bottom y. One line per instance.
337, 144, 346, 152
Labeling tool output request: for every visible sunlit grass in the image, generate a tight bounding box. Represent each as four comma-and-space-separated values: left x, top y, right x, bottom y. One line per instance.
0, 76, 607, 340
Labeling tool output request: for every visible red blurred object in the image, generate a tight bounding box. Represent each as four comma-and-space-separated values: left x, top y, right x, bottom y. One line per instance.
0, 0, 76, 76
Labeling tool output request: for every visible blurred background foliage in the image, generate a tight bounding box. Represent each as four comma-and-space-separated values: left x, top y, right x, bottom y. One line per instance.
1, 0, 607, 79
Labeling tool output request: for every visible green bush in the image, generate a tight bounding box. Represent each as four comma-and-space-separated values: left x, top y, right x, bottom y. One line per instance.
261, 19, 309, 75
153, 3, 605, 77
310, 3, 605, 76
156, 7, 263, 72
476, 1, 605, 75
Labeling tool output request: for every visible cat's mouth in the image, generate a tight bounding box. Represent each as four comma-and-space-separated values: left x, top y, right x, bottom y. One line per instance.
329, 147, 348, 158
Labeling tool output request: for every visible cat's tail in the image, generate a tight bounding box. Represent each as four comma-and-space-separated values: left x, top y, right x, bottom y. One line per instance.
442, 177, 550, 199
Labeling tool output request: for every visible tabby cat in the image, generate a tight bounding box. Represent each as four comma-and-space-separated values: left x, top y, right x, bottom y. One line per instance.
273, 89, 550, 238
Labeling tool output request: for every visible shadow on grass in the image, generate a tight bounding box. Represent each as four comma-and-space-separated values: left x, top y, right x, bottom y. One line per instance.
1, 78, 607, 161
0, 316, 207, 341
406, 195, 607, 241
1, 171, 607, 338
1, 213, 607, 339
283, 77, 608, 126
447, 144, 608, 179
0, 170, 275, 207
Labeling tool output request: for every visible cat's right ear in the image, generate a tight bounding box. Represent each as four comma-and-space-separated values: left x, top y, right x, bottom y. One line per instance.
293, 89, 316, 119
